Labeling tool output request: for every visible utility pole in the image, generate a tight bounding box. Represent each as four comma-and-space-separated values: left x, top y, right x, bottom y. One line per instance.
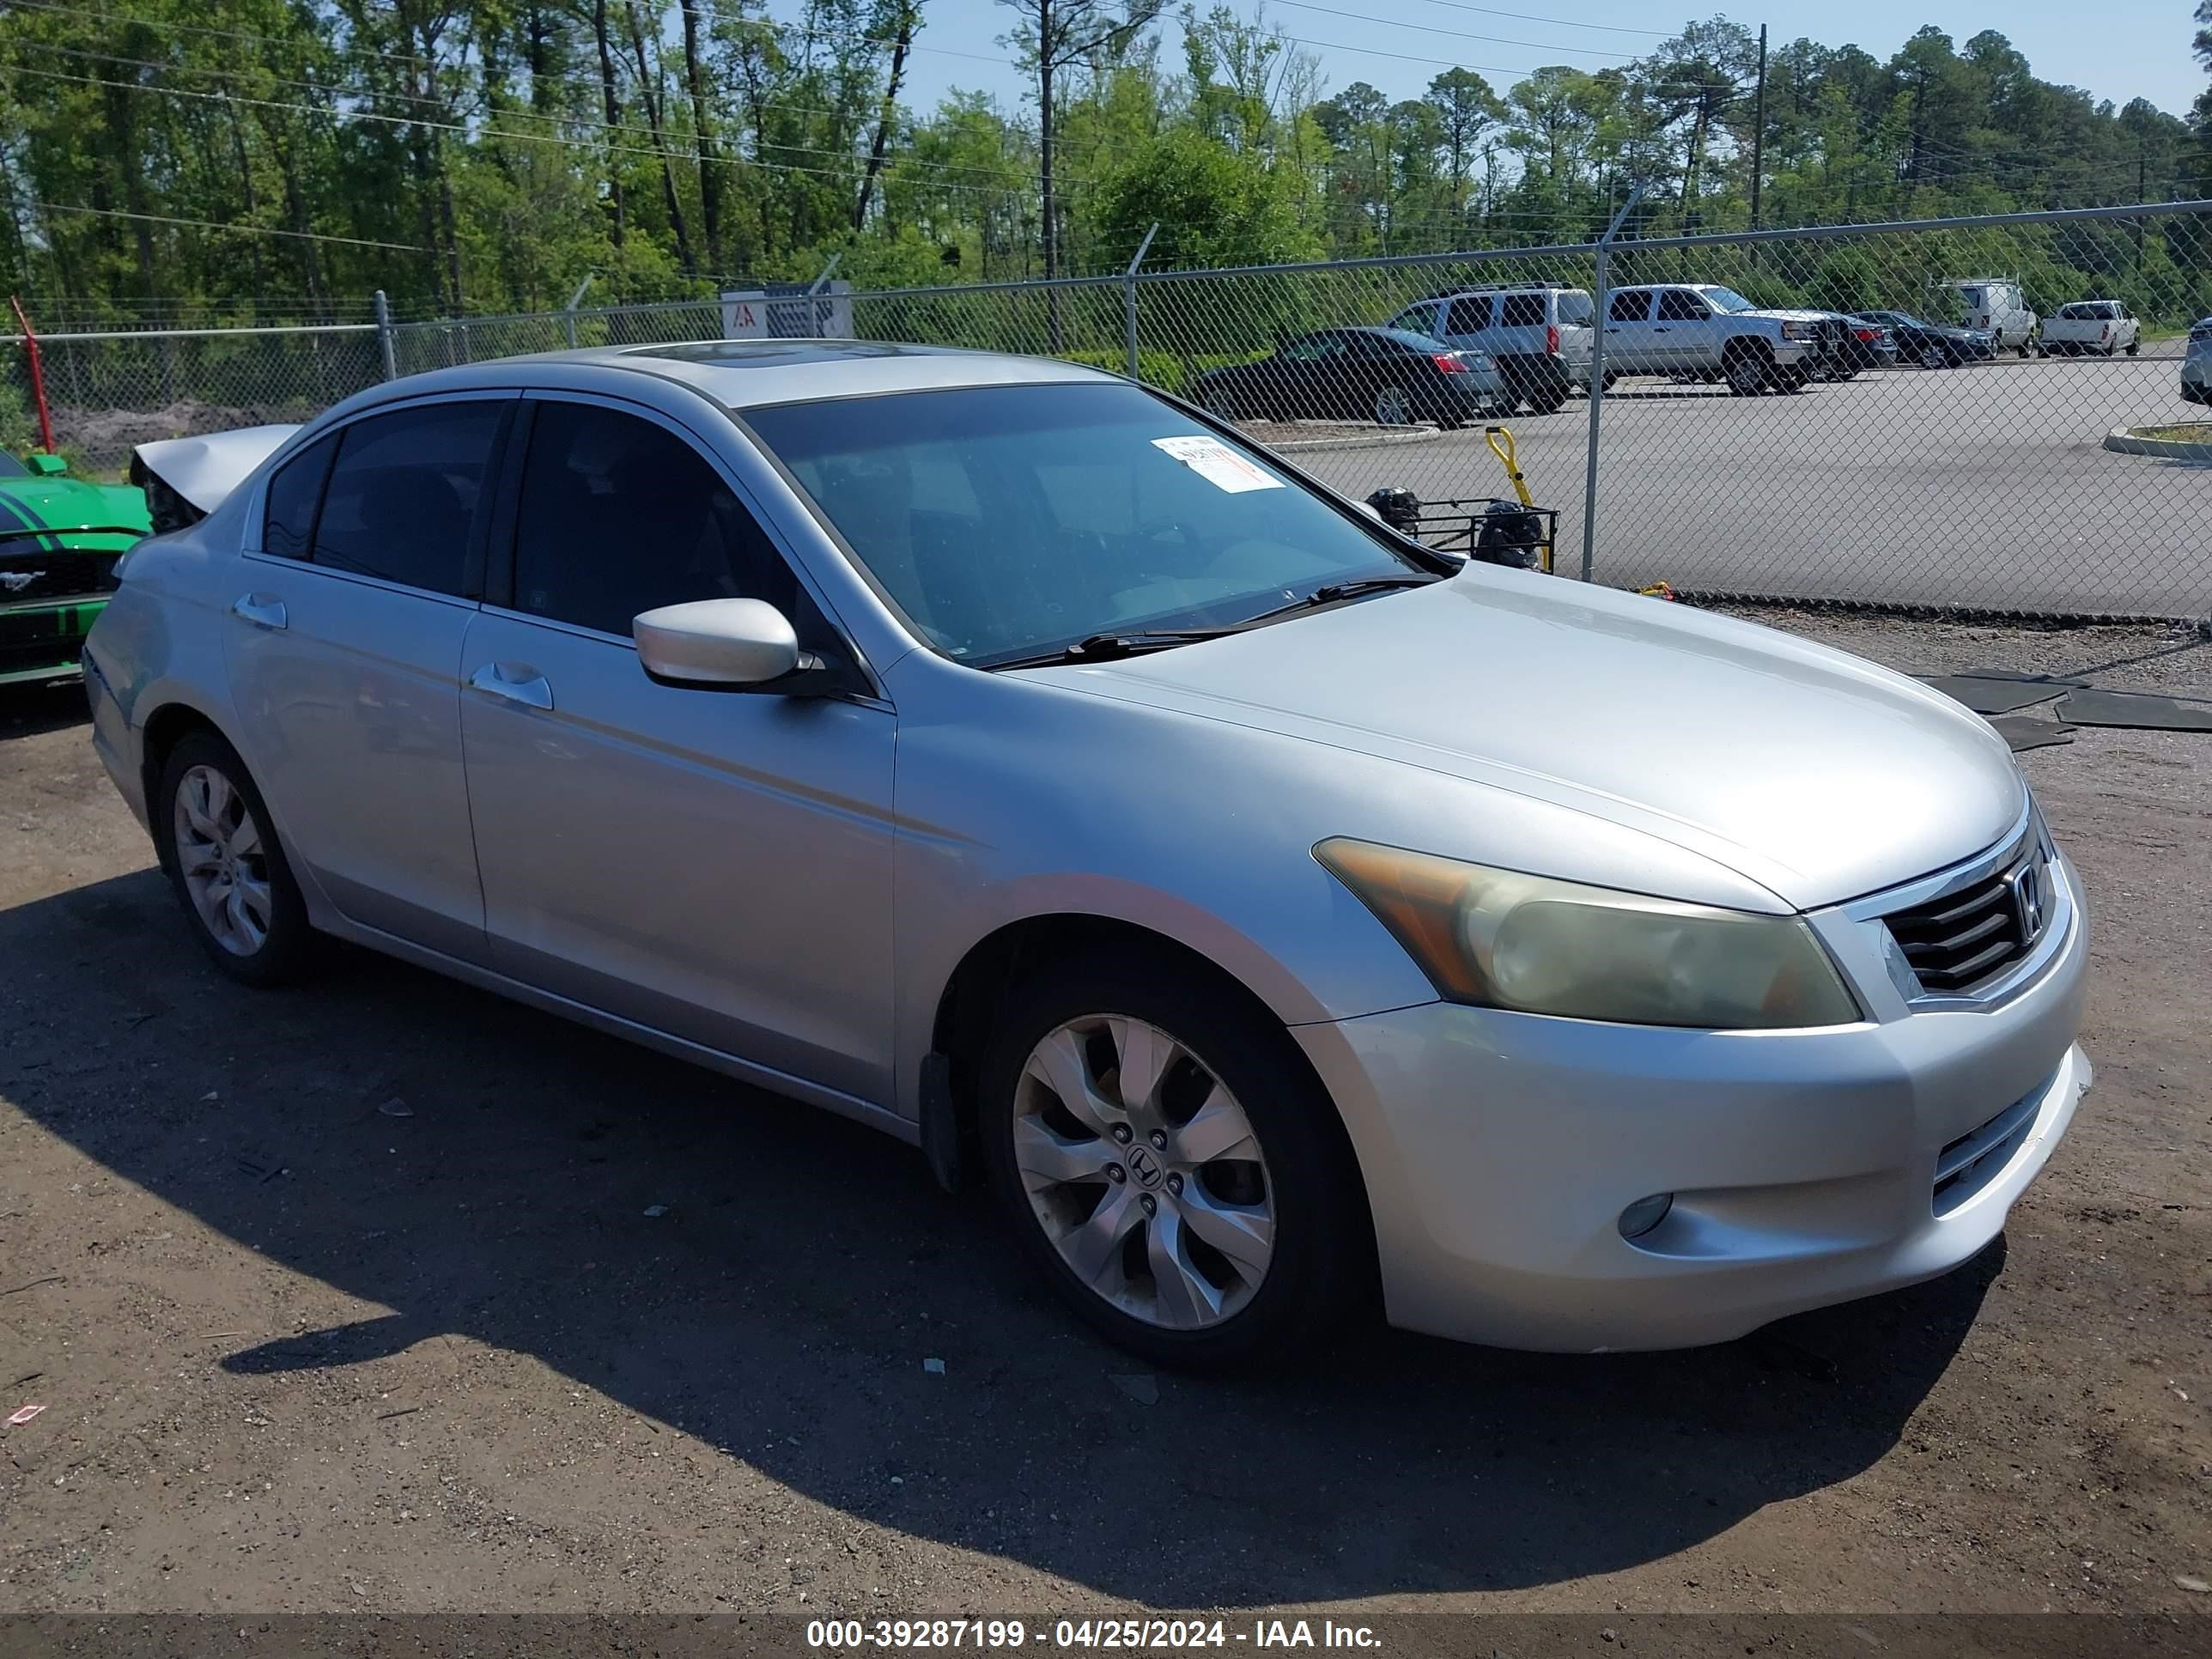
1749, 23, 1768, 230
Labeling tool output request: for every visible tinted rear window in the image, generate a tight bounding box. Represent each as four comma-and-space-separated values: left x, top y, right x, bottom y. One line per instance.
312, 402, 503, 595
1499, 293, 1546, 327
1555, 289, 1594, 325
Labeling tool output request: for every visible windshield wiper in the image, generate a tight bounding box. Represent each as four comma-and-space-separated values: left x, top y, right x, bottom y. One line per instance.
1236, 574, 1441, 628
983, 629, 1240, 671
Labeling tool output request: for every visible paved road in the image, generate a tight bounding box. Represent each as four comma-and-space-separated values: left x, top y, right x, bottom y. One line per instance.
1290, 349, 2209, 617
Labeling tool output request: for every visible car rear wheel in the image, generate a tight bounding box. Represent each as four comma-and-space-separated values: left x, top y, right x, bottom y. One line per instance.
155, 732, 313, 986
1202, 383, 1244, 422
1372, 385, 1413, 426
977, 951, 1369, 1370
1524, 379, 1569, 415
2125, 339, 2141, 356
1918, 342, 1948, 370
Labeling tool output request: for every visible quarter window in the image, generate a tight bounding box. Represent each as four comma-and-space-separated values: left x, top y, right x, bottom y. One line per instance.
261, 433, 337, 560
311, 402, 503, 594
510, 401, 800, 638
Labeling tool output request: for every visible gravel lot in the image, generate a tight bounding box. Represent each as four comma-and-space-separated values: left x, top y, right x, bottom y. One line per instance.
1289, 349, 2209, 618
0, 610, 2207, 1618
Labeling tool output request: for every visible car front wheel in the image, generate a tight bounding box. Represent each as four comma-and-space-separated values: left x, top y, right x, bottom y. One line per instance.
977, 951, 1368, 1370
155, 731, 314, 985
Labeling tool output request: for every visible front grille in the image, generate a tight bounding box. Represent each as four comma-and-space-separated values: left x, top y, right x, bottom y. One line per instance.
0, 550, 120, 605
1933, 1085, 2042, 1216
1881, 840, 2048, 992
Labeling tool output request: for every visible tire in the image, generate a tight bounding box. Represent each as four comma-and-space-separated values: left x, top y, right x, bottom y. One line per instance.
1372, 384, 1413, 426
154, 731, 315, 987
2125, 339, 2141, 356
976, 948, 1370, 1370
1723, 343, 1771, 397
1524, 380, 1569, 416
1917, 342, 1947, 370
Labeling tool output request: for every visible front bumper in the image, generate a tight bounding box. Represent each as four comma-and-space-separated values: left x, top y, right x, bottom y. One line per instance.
0, 597, 107, 686
1296, 850, 2092, 1352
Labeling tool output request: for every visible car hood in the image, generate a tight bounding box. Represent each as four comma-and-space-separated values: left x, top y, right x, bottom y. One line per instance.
0, 472, 149, 551
1030, 573, 2024, 911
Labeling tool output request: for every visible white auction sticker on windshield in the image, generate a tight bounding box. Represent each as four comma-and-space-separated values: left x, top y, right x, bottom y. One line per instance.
1151, 435, 1284, 493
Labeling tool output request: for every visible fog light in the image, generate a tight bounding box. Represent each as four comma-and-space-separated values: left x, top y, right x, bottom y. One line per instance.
1618, 1193, 1674, 1240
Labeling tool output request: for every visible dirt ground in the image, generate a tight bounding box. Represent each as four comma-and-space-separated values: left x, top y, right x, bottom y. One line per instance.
0, 611, 2206, 1618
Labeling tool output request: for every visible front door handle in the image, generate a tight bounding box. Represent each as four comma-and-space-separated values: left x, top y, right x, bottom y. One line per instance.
468, 661, 554, 711
231, 593, 287, 630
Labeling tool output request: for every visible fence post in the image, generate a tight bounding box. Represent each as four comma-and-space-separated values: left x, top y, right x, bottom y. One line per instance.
1124, 222, 1159, 381
373, 289, 398, 380
1580, 185, 1643, 584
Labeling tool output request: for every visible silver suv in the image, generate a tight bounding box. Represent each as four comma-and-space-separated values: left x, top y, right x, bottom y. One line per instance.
1388, 286, 1595, 415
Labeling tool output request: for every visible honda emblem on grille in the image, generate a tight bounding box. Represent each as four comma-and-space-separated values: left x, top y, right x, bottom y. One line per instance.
2008, 860, 2046, 941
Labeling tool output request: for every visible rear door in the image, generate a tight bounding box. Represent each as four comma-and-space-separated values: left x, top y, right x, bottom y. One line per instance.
1438, 294, 1495, 355
222, 394, 513, 958
458, 393, 896, 1102
1603, 288, 1660, 372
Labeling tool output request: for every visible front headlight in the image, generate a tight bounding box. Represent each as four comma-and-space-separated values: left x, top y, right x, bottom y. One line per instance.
1315, 838, 1862, 1030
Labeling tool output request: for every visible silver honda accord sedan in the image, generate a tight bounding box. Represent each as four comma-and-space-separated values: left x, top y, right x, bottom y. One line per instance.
82, 342, 2091, 1368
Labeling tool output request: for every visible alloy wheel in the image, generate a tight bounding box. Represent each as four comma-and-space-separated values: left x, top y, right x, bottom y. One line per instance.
1012, 1014, 1275, 1331
1373, 386, 1411, 425
172, 763, 273, 957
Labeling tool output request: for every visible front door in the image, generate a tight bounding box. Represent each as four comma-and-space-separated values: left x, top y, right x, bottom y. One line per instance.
221, 395, 512, 958
1653, 287, 1719, 371
458, 394, 896, 1104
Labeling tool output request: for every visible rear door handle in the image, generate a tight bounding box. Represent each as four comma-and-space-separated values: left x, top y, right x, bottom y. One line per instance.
231, 593, 287, 630
468, 661, 554, 711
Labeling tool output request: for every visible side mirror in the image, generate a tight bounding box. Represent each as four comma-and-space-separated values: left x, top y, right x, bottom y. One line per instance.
634, 598, 805, 690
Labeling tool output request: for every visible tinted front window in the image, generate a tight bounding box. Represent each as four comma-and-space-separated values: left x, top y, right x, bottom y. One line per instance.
1656, 289, 1709, 321
512, 401, 797, 637
1499, 293, 1545, 327
747, 383, 1421, 666
313, 402, 502, 593
262, 433, 337, 559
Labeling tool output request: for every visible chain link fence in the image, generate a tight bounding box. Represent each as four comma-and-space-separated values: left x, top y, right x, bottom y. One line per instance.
8, 202, 2209, 621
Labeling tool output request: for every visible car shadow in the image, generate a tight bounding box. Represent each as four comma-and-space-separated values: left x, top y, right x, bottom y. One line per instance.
1, 871, 1996, 1601
1, 683, 90, 742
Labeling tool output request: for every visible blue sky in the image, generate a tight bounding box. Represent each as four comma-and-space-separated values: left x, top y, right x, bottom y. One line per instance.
882, 0, 2202, 126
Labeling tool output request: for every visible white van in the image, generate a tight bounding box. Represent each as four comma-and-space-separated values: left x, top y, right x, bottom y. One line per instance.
1936, 278, 2038, 356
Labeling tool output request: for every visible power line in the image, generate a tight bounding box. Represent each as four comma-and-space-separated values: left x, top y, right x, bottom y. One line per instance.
1407, 0, 1668, 35
32, 200, 430, 250
1267, 0, 1638, 61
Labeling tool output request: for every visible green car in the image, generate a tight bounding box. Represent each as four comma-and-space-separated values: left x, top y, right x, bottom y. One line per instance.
0, 450, 151, 688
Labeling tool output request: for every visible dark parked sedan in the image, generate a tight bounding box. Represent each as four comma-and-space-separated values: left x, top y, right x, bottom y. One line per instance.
1853, 312, 1991, 369
1196, 327, 1504, 428
1836, 317, 1899, 373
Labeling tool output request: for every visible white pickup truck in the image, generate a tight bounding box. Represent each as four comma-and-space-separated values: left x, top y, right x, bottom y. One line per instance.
2038, 301, 2141, 357
1601, 283, 1827, 396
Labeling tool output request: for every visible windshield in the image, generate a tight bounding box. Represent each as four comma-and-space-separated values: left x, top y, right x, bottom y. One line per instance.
0, 451, 27, 479
1555, 290, 1595, 326
1703, 287, 1757, 313
746, 382, 1425, 667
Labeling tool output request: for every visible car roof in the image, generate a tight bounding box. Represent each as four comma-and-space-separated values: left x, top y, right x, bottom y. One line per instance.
326, 339, 1115, 418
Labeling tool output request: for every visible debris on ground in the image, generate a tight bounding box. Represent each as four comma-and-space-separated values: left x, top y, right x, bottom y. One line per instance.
641, 1204, 668, 1218
7, 1402, 47, 1426
377, 1097, 414, 1118
1110, 1373, 1159, 1405
922, 1358, 945, 1375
